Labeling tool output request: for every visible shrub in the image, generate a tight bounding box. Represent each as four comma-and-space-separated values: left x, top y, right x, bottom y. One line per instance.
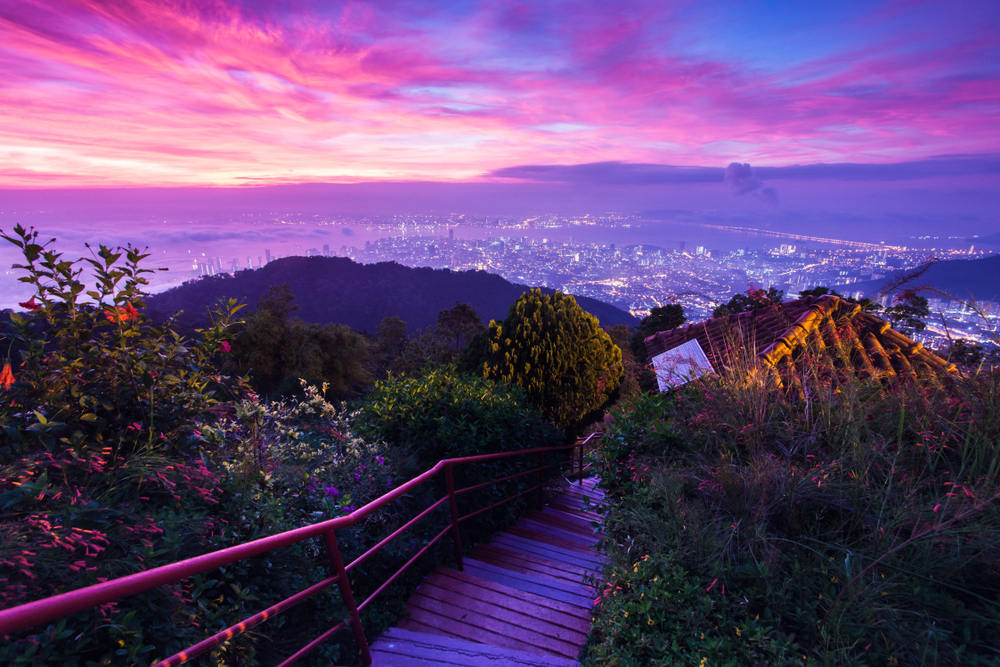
0, 225, 253, 665
1, 224, 240, 465
587, 340, 1000, 666
484, 288, 623, 430
0, 228, 421, 666
358, 367, 565, 545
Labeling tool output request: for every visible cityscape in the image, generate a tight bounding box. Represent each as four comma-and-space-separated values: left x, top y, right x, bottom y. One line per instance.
178, 213, 1000, 349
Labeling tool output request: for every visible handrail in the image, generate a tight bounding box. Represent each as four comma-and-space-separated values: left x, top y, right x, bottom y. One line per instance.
0, 432, 603, 666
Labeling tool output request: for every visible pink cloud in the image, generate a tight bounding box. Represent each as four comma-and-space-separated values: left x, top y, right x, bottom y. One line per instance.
0, 0, 997, 186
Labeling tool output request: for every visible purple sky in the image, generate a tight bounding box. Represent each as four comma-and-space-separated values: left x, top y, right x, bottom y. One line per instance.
0, 0, 998, 266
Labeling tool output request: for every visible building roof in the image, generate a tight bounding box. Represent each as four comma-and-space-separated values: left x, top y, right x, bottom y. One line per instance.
644, 295, 955, 387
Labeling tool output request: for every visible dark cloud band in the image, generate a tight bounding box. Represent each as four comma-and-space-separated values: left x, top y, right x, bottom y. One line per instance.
487, 154, 1000, 185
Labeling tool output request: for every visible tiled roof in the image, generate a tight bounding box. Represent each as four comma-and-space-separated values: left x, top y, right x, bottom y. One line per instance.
644, 295, 956, 387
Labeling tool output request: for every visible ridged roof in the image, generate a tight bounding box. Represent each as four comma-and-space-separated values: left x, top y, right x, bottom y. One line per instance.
644, 295, 955, 386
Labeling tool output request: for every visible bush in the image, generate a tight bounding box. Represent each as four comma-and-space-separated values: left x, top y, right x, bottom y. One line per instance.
0, 225, 254, 665
587, 340, 1000, 666
358, 367, 565, 546
484, 288, 623, 431
0, 228, 433, 666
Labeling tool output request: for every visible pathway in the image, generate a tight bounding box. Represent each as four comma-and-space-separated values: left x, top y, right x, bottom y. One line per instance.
368, 477, 605, 666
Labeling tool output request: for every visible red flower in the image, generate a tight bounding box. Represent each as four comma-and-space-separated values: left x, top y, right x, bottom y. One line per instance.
0, 362, 14, 390
18, 298, 41, 311
104, 303, 139, 323
219, 341, 231, 352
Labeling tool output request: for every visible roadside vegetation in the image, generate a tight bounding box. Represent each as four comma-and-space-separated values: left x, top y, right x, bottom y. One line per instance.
0, 226, 619, 665
584, 313, 1000, 666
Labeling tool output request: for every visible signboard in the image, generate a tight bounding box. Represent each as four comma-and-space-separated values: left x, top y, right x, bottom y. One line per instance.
651, 338, 715, 392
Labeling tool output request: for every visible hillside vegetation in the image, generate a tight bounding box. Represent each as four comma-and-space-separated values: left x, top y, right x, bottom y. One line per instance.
586, 331, 1000, 666
0, 226, 622, 666
145, 256, 637, 334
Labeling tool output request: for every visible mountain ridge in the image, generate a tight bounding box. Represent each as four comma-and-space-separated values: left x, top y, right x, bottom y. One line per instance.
833, 254, 1000, 302
145, 256, 638, 334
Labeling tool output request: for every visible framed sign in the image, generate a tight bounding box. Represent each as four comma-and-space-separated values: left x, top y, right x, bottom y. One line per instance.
651, 338, 715, 391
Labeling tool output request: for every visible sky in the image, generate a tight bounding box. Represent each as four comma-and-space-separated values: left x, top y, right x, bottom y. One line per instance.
0, 1, 998, 245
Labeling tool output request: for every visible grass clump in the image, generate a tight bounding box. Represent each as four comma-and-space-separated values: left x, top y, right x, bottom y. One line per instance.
586, 332, 1000, 667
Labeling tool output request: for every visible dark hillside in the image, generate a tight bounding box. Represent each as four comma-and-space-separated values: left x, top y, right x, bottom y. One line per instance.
145, 257, 638, 333
835, 254, 1000, 302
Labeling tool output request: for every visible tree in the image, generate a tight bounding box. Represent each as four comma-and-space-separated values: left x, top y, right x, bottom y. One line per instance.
235, 285, 295, 394
712, 286, 784, 318
799, 286, 882, 313
629, 303, 686, 361
235, 285, 372, 397
484, 289, 623, 430
370, 315, 408, 378
884, 289, 930, 336
605, 324, 642, 404
437, 302, 485, 351
389, 303, 486, 377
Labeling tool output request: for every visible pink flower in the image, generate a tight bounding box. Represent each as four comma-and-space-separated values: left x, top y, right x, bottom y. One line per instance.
219, 341, 231, 352
18, 298, 41, 311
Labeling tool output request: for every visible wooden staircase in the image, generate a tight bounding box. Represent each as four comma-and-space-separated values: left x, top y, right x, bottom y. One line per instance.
368, 477, 605, 666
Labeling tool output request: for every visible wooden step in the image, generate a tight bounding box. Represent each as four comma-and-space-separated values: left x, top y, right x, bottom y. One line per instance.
370, 628, 579, 666
459, 558, 593, 608
524, 509, 601, 539
397, 569, 587, 659
375, 475, 608, 664
470, 544, 593, 586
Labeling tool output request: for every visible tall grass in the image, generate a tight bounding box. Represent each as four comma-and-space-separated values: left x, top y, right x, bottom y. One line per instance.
587, 326, 1000, 666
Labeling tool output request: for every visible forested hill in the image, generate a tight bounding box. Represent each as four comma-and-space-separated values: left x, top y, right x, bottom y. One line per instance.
145, 256, 638, 333
834, 254, 1000, 302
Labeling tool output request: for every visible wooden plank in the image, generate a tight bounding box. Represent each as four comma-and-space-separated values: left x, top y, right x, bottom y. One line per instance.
516, 518, 600, 546
540, 507, 601, 531
490, 534, 604, 572
431, 568, 592, 620
553, 492, 604, 511
397, 617, 465, 641
411, 583, 588, 643
471, 544, 593, 585
421, 572, 593, 632
504, 526, 602, 555
491, 532, 604, 568
525, 509, 601, 538
417, 578, 590, 636
473, 543, 592, 577
547, 502, 602, 523
371, 628, 580, 667
403, 595, 582, 658
458, 559, 594, 607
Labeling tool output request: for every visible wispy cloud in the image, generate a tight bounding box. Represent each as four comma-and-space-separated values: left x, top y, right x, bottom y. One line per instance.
0, 0, 998, 186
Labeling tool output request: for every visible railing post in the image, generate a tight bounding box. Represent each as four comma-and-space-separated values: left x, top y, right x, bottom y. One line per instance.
578, 439, 584, 485
322, 530, 372, 666
537, 452, 545, 510
445, 464, 464, 571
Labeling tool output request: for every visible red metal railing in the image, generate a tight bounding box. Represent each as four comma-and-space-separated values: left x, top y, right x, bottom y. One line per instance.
0, 433, 602, 666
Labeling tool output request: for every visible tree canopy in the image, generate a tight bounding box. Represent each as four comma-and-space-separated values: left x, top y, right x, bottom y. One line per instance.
629, 303, 686, 361
484, 289, 623, 430
712, 286, 784, 318
234, 284, 372, 397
